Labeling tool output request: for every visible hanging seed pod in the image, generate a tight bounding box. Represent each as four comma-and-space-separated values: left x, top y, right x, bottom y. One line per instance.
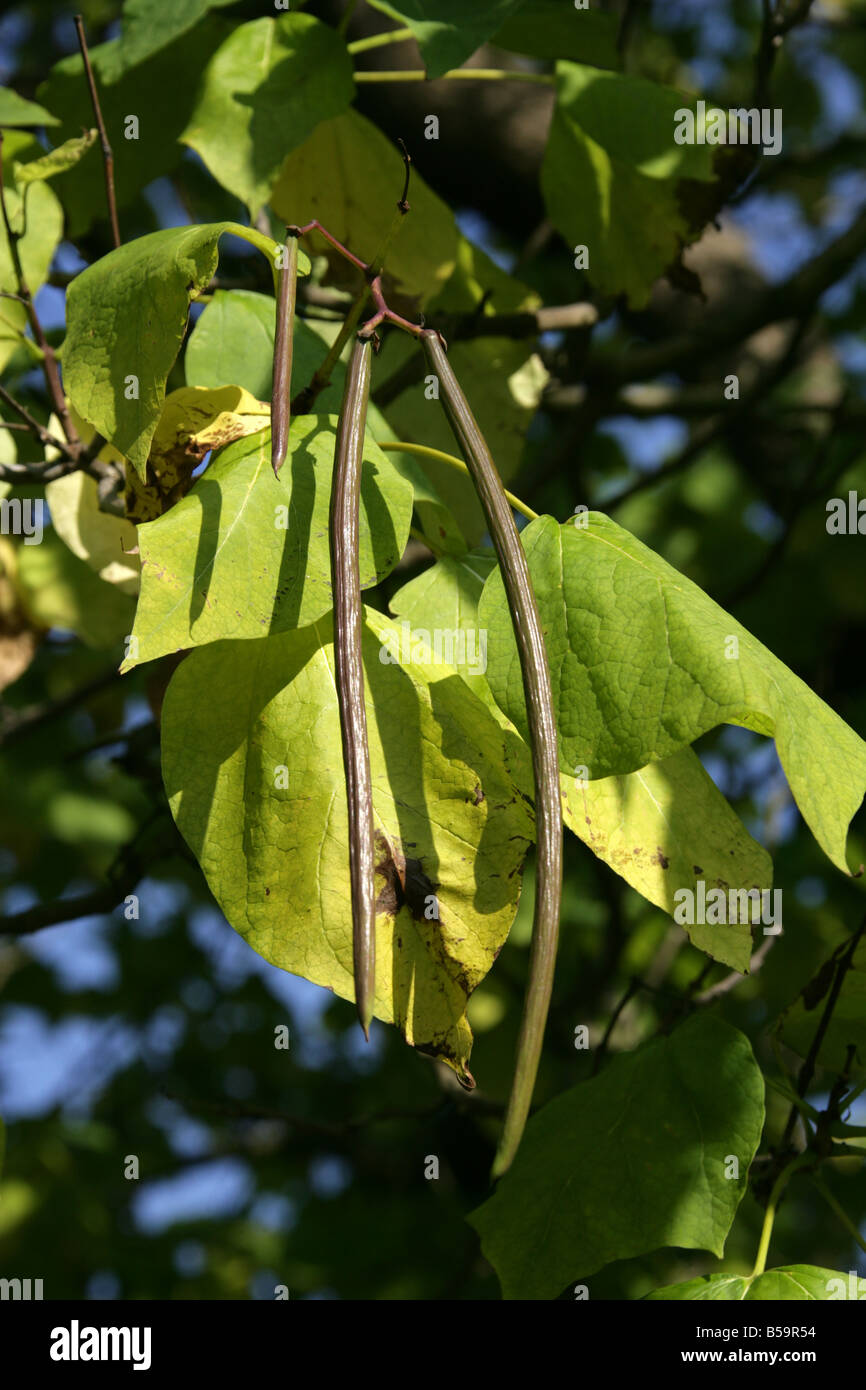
330, 333, 376, 1038
271, 231, 299, 478
420, 328, 563, 1178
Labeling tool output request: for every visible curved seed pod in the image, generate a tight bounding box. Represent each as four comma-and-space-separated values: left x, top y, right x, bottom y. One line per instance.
420, 329, 563, 1178
271, 231, 299, 477
330, 334, 376, 1037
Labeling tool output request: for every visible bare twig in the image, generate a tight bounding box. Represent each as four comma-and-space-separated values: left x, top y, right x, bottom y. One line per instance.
591, 976, 641, 1074
694, 935, 778, 1004
0, 665, 121, 747
74, 14, 120, 248
0, 382, 78, 459
587, 205, 866, 389
617, 0, 646, 61
780, 916, 866, 1149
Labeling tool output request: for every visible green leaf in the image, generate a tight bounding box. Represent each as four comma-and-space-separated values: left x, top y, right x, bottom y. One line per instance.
181, 14, 355, 217
648, 1265, 860, 1300
185, 288, 362, 417
393, 454, 468, 556
541, 63, 715, 306
469, 1013, 764, 1299
15, 530, 135, 649
270, 108, 459, 305
492, 2, 619, 66
161, 607, 534, 1080
123, 415, 413, 670
478, 513, 866, 874
35, 18, 233, 238
183, 290, 452, 510
389, 549, 497, 696
112, 0, 240, 73
64, 223, 308, 478
0, 86, 59, 127
0, 180, 63, 373
777, 936, 866, 1077
392, 546, 771, 966
367, 0, 525, 79
12, 129, 97, 185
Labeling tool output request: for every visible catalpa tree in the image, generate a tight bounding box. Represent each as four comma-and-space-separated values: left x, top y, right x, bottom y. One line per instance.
1, 0, 865, 1305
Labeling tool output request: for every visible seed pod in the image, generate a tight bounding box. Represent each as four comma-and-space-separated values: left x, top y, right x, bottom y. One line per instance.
271, 232, 299, 477
421, 329, 563, 1178
330, 333, 376, 1037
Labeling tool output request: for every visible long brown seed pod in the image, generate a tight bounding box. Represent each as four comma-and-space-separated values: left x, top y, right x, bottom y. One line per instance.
420, 328, 563, 1178
330, 333, 376, 1038
271, 231, 299, 477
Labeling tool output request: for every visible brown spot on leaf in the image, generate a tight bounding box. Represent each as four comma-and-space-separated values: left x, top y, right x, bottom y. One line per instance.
693, 865, 703, 875
653, 848, 670, 869
374, 829, 438, 924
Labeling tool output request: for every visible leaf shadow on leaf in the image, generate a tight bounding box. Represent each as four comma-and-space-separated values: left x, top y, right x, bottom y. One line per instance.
429, 678, 532, 922
181, 422, 402, 637
364, 643, 532, 1073
188, 474, 222, 630
236, 58, 331, 196
365, 642, 443, 1058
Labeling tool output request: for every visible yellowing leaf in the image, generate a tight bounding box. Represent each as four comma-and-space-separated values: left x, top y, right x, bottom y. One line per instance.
390, 547, 770, 969
123, 415, 413, 669
45, 469, 140, 595
563, 752, 770, 972
13, 129, 97, 185
63, 223, 307, 477
123, 383, 271, 524
271, 108, 459, 305
161, 608, 535, 1081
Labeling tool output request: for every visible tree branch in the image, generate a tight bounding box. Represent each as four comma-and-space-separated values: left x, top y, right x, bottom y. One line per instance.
74, 14, 120, 248
780, 916, 866, 1149
0, 383, 77, 460
588, 205, 866, 389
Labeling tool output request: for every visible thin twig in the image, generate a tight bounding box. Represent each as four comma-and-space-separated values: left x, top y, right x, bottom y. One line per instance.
591, 976, 641, 1075
347, 27, 414, 55
74, 14, 120, 248
616, 0, 645, 60
378, 441, 537, 520
811, 1174, 866, 1256
353, 68, 555, 85
0, 665, 121, 747
694, 934, 777, 1003
0, 382, 77, 459
291, 286, 369, 415
780, 916, 866, 1149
